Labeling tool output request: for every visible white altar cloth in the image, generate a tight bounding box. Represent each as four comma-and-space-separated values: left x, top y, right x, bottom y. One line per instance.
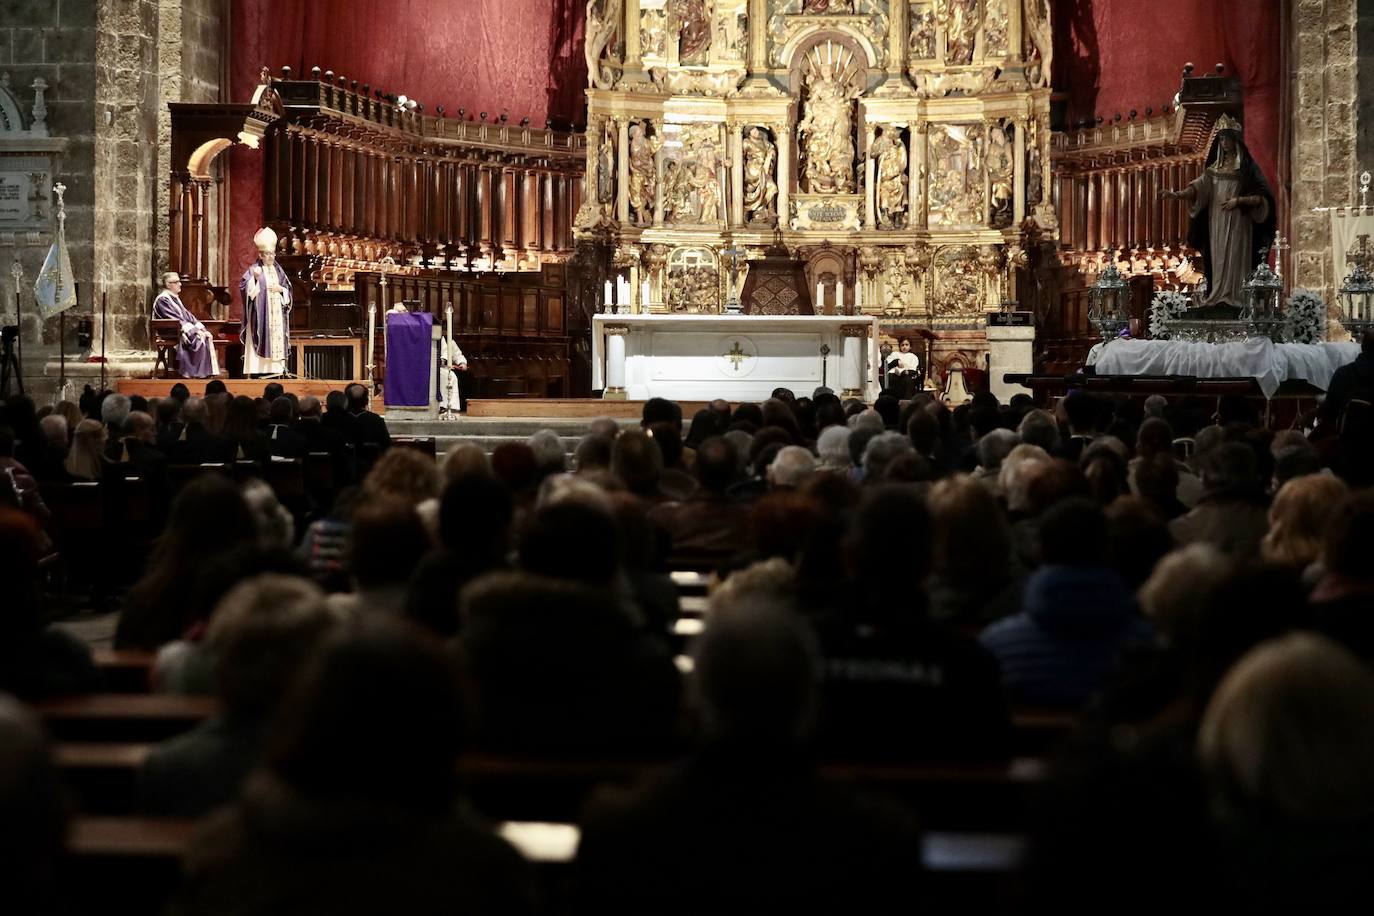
592, 313, 880, 402
1087, 338, 1359, 398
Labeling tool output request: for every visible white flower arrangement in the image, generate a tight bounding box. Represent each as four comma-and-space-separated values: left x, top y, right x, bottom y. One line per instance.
1149, 289, 1191, 340
1284, 288, 1326, 344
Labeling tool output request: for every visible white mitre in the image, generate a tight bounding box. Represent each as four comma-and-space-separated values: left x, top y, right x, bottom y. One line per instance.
253, 226, 278, 254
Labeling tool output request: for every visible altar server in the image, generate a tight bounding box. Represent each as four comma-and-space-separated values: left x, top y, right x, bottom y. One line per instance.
442, 336, 468, 414
240, 227, 293, 377
153, 273, 219, 378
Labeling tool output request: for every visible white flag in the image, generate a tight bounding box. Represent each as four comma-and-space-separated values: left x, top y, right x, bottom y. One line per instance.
34, 219, 77, 318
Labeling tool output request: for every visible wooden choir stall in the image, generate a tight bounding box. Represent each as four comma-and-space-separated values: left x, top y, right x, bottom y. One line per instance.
165, 67, 587, 393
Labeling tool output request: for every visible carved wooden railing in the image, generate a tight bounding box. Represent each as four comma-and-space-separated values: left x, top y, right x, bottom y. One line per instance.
1041, 66, 1243, 372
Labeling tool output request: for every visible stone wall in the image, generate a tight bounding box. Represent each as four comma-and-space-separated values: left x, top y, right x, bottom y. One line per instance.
154, 0, 222, 281
1291, 0, 1360, 306
0, 0, 98, 348
1359, 0, 1374, 174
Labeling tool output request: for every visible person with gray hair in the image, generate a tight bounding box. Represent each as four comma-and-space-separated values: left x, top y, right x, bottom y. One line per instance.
973, 428, 1020, 491
767, 445, 817, 490
527, 428, 568, 479
100, 391, 131, 434
861, 431, 913, 482
816, 425, 852, 472
574, 596, 922, 913
1017, 408, 1060, 455
142, 574, 336, 815
1143, 394, 1168, 419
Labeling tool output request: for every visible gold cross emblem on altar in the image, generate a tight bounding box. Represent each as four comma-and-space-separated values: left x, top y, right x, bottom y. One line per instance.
724, 340, 751, 372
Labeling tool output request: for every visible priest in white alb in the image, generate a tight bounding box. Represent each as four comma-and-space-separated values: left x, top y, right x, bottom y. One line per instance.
240, 226, 293, 376
442, 334, 467, 413
153, 272, 219, 377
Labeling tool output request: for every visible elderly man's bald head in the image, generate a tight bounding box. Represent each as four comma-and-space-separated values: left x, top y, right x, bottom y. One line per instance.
298, 395, 322, 419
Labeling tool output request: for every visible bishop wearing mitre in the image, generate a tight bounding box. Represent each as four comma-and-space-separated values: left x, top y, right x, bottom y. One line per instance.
153, 272, 219, 377
240, 226, 293, 376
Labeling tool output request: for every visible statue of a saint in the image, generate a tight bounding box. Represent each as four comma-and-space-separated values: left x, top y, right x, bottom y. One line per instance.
1161, 118, 1276, 308
986, 123, 1014, 227
675, 0, 711, 65
239, 227, 292, 377
627, 122, 661, 226
798, 62, 858, 194
585, 0, 623, 90
1023, 0, 1053, 88
663, 159, 691, 223
942, 0, 980, 65
743, 126, 778, 224
596, 122, 616, 212
870, 126, 908, 229
690, 157, 721, 222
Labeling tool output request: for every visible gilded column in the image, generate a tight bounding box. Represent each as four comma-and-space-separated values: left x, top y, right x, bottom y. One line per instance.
910, 124, 925, 228
747, 0, 768, 76
623, 1, 644, 81
1013, 120, 1026, 225
886, 0, 906, 84
730, 122, 745, 227
776, 122, 791, 228
864, 125, 876, 229
617, 119, 630, 224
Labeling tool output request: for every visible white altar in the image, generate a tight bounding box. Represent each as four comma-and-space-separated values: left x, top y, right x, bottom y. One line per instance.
592, 314, 880, 403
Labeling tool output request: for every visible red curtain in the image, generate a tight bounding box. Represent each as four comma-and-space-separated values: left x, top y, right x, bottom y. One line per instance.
1051, 0, 1282, 187
225, 0, 587, 314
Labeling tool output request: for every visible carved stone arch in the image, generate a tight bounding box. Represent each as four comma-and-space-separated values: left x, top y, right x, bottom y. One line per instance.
783, 30, 876, 94
0, 79, 26, 133
805, 246, 848, 314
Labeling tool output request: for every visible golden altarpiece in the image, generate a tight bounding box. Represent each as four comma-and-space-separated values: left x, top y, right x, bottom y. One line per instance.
577, 0, 1057, 385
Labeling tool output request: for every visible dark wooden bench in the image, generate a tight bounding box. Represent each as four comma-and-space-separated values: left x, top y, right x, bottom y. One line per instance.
91, 648, 157, 693
36, 695, 216, 742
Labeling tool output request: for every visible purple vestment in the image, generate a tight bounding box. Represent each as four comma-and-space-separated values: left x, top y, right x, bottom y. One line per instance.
153, 291, 216, 378
238, 260, 293, 358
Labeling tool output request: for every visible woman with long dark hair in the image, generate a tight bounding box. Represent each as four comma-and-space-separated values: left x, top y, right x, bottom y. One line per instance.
115, 475, 258, 649
221, 396, 269, 461
1161, 117, 1276, 308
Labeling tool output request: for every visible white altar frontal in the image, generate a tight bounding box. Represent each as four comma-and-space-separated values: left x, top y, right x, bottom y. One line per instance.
592, 314, 880, 403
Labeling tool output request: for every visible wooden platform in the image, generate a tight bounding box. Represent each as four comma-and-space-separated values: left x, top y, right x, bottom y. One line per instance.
115, 378, 366, 401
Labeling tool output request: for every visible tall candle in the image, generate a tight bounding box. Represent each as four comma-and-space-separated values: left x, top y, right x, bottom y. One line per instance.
641, 279, 650, 310
604, 280, 613, 310
816, 282, 824, 311
445, 302, 454, 353
854, 280, 862, 313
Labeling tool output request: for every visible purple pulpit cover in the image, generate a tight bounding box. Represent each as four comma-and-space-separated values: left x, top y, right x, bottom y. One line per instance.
384, 312, 434, 407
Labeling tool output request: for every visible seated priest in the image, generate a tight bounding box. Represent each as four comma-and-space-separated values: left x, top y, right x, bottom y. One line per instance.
153, 273, 219, 378
886, 337, 921, 398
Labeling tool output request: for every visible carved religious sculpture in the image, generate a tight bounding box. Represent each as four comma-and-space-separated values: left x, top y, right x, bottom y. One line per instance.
627, 121, 661, 226
1161, 116, 1276, 308
803, 0, 854, 11
871, 125, 908, 229
940, 0, 981, 66
798, 60, 858, 194
663, 160, 691, 223
691, 156, 723, 222
673, 0, 712, 65
986, 121, 1014, 227
743, 126, 779, 224
1022, 0, 1053, 88
585, 0, 623, 90
596, 121, 616, 214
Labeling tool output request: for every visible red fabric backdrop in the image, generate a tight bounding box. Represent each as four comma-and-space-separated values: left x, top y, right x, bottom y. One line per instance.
222, 1, 1281, 313
1051, 0, 1283, 186
225, 0, 587, 314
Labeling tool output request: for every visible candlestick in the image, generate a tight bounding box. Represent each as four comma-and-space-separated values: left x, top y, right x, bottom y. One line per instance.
816, 281, 823, 312
604, 279, 613, 311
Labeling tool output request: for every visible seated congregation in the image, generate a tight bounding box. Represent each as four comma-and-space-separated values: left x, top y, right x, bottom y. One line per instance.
3, 374, 1374, 914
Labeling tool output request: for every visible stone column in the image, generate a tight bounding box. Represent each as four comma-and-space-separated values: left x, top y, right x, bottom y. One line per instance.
604, 324, 629, 398
840, 324, 867, 397
654, 141, 666, 226
731, 123, 746, 227
1009, 0, 1024, 63
887, 0, 907, 83
777, 123, 791, 227
617, 119, 631, 224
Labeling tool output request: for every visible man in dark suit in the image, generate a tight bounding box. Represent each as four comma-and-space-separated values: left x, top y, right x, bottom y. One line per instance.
345, 383, 389, 449
164, 397, 232, 464
264, 396, 309, 459
297, 395, 353, 488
